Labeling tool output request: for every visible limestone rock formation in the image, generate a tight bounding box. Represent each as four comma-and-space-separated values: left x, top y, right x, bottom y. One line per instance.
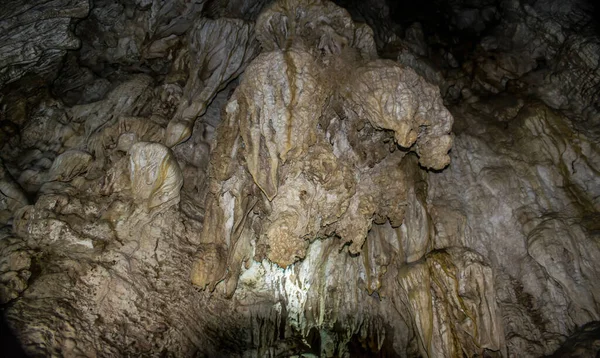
192, 0, 452, 274
0, 0, 90, 87
165, 17, 259, 147
0, 0, 599, 356
129, 142, 183, 210
396, 248, 504, 357
0, 160, 28, 225
341, 59, 453, 169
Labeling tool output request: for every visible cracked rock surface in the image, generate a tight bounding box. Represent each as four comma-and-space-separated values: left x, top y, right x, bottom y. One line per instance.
0, 0, 599, 356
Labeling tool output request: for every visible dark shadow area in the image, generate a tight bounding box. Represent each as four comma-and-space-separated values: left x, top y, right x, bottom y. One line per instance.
185, 307, 402, 357
0, 314, 27, 358
589, 0, 600, 36
547, 321, 600, 357
347, 323, 399, 358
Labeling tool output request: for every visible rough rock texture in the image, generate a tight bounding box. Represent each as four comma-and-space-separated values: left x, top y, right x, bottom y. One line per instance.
165, 17, 259, 147
1, 0, 599, 356
0, 0, 90, 87
341, 59, 453, 169
396, 248, 504, 357
192, 0, 452, 275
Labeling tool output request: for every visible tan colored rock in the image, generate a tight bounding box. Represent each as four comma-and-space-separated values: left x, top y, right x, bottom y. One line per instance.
190, 242, 228, 291
256, 0, 355, 54
262, 143, 355, 266
397, 248, 504, 357
362, 222, 397, 294
334, 153, 408, 254
69, 75, 155, 138
129, 142, 183, 210
191, 0, 454, 277
341, 60, 454, 169
235, 48, 329, 199
1, 0, 598, 355
48, 150, 92, 182
88, 116, 165, 160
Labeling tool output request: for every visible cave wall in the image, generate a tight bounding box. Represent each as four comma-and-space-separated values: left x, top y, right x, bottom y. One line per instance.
0, 0, 599, 357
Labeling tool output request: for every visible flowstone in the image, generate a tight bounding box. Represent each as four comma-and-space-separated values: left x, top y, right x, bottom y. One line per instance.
192, 0, 453, 276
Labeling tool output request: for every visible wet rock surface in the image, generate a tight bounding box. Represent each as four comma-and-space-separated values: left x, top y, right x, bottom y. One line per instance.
0, 0, 599, 356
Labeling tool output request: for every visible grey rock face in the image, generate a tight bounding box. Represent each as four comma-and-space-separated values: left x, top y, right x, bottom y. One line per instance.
428, 100, 600, 355
0, 0, 90, 87
165, 17, 259, 147
0, 160, 28, 225
0, 0, 599, 356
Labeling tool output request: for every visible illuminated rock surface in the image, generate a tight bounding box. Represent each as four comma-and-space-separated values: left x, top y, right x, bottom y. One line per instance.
0, 0, 599, 356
